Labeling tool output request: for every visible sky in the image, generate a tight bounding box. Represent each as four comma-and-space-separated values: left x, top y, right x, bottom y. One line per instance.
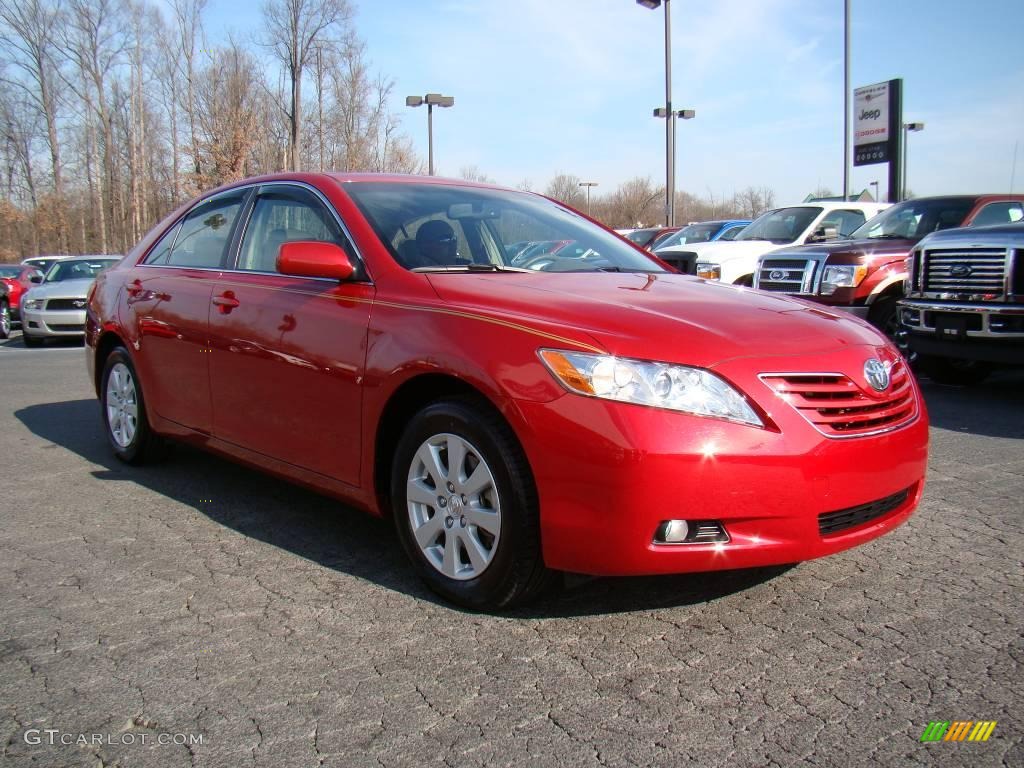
200, 0, 1024, 205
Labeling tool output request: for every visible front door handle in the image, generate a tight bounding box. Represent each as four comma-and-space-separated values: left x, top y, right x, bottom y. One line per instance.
212, 291, 240, 314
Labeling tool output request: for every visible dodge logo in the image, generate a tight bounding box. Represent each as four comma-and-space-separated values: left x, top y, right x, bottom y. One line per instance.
949, 264, 973, 278
769, 270, 787, 281
864, 359, 890, 392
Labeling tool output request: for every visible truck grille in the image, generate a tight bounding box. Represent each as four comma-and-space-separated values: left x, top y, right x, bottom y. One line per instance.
756, 258, 816, 293
760, 358, 917, 437
818, 487, 911, 536
921, 247, 1008, 296
659, 251, 698, 275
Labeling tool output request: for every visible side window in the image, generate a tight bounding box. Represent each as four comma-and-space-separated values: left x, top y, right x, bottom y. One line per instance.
143, 221, 182, 266
970, 201, 1024, 228
719, 225, 744, 241
237, 187, 352, 273
819, 209, 866, 236
148, 193, 245, 268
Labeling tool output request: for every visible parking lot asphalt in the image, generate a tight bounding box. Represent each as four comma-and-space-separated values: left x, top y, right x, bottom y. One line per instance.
0, 331, 1021, 767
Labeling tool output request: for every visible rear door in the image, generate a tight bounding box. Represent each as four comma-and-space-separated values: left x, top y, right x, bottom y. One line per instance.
123, 189, 250, 433
208, 183, 374, 486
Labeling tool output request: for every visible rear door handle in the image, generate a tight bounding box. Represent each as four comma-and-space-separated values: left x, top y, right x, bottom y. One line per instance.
212, 291, 240, 314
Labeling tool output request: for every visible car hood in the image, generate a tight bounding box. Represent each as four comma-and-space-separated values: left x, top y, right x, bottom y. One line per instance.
25, 278, 96, 299
767, 236, 918, 260
658, 239, 790, 264
426, 272, 885, 368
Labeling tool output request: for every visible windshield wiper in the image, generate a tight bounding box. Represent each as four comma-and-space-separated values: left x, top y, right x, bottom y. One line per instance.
411, 263, 530, 273
867, 234, 911, 240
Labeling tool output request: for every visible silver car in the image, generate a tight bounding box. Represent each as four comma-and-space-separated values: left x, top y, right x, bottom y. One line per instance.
20, 256, 120, 346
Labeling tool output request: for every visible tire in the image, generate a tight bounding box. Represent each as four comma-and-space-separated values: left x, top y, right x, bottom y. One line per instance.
868, 296, 900, 344
0, 301, 10, 339
100, 347, 165, 464
391, 398, 552, 611
22, 332, 42, 347
918, 355, 993, 386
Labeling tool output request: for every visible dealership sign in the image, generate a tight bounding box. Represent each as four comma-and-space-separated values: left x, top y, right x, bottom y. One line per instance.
854, 79, 901, 166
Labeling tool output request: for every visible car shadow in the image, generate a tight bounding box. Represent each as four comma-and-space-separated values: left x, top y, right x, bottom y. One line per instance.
16, 398, 796, 616
917, 368, 1024, 439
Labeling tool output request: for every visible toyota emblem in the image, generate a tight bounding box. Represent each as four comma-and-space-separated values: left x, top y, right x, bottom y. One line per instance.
864, 359, 890, 392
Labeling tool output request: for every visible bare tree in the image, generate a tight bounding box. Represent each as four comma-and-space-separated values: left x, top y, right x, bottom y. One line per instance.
171, 0, 207, 188
195, 41, 260, 187
1, 0, 68, 252
262, 0, 352, 171
544, 173, 583, 207
459, 165, 494, 184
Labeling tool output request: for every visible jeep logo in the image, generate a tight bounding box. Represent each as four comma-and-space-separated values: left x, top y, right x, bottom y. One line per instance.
859, 109, 881, 121
949, 264, 973, 278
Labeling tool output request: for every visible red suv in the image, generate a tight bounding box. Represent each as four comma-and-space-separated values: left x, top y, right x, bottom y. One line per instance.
86, 173, 928, 609
0, 264, 43, 339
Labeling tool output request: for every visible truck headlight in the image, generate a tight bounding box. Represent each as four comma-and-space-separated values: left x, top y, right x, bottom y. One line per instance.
539, 349, 764, 427
696, 263, 721, 280
820, 265, 867, 295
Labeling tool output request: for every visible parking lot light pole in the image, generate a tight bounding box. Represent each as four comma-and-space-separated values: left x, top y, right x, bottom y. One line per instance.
902, 122, 924, 199
578, 181, 599, 216
637, 0, 674, 226
653, 107, 695, 225
870, 180, 879, 202
406, 93, 455, 176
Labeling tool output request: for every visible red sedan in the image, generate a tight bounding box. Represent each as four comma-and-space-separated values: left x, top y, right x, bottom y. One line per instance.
1, 264, 43, 338
85, 173, 928, 610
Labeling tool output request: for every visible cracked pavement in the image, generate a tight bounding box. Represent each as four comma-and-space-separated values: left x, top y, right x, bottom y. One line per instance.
1, 339, 1021, 767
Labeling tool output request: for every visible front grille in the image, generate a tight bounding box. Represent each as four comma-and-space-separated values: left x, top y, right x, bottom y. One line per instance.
757, 258, 815, 293
922, 247, 1008, 296
45, 298, 88, 310
47, 323, 84, 332
760, 358, 917, 437
659, 251, 698, 274
818, 487, 911, 536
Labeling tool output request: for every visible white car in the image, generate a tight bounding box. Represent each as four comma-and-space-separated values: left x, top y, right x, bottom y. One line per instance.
20, 256, 120, 346
657, 202, 890, 285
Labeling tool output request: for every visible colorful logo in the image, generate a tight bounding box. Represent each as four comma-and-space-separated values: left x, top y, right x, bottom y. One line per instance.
920, 721, 997, 742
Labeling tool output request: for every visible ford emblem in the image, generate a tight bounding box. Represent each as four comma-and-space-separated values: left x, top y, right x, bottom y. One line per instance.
864, 358, 890, 392
949, 263, 972, 278
769, 270, 787, 281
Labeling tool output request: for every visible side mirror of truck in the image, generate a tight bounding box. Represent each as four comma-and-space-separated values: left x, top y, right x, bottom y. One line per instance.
807, 225, 839, 243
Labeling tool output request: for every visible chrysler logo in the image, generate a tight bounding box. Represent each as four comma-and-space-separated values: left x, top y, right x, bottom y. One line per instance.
769, 270, 787, 281
949, 263, 973, 278
864, 359, 890, 392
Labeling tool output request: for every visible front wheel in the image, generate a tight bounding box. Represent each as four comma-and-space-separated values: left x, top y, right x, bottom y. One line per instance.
101, 347, 165, 463
391, 398, 552, 610
868, 296, 900, 344
918, 355, 993, 386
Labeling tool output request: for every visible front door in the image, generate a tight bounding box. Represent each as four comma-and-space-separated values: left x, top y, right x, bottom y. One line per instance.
208, 184, 373, 486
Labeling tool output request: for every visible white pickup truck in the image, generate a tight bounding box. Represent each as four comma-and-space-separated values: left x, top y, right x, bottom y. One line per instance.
656, 201, 890, 285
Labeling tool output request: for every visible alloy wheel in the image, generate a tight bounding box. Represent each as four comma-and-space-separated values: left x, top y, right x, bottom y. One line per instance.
106, 362, 139, 448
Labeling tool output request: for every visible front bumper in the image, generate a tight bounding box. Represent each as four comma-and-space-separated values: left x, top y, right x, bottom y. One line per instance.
899, 299, 1024, 365
511, 351, 928, 576
21, 307, 87, 338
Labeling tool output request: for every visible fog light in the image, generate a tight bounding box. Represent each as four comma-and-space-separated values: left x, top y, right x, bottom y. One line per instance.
654, 520, 729, 545
657, 520, 689, 543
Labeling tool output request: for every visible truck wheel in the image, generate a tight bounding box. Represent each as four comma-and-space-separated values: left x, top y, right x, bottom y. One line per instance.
391, 398, 553, 611
868, 297, 900, 343
919, 355, 993, 386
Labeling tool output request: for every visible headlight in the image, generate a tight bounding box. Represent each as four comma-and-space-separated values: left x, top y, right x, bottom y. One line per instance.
22, 297, 43, 310
819, 264, 867, 295
539, 349, 764, 427
696, 263, 721, 280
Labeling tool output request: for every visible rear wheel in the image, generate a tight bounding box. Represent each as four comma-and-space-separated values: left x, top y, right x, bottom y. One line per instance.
101, 347, 165, 463
0, 301, 10, 339
391, 398, 552, 610
918, 355, 993, 386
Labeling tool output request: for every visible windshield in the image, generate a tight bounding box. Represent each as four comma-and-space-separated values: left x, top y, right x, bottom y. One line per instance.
655, 223, 721, 250
0, 266, 22, 278
44, 258, 119, 283
849, 198, 975, 240
346, 183, 667, 274
624, 228, 659, 246
736, 207, 822, 244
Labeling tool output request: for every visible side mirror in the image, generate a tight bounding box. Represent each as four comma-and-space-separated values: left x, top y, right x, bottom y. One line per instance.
277, 241, 356, 281
29, 272, 43, 283
807, 225, 839, 243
